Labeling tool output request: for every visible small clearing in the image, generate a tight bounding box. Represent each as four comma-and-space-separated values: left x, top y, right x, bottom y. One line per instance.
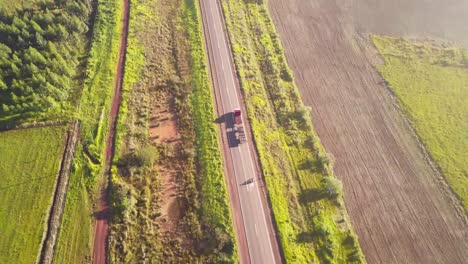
151, 93, 181, 233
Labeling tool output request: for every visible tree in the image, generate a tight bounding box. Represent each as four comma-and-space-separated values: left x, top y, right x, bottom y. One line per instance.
26, 46, 47, 65
321, 176, 342, 200
2, 104, 9, 112
35, 32, 47, 47
0, 79, 6, 90
30, 20, 43, 34
12, 16, 27, 30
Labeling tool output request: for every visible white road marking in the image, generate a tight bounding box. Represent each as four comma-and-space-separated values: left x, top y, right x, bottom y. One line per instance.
202, 0, 276, 262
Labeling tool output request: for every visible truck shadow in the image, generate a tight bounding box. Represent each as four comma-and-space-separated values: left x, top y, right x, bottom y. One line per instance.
214, 113, 227, 124
215, 112, 240, 148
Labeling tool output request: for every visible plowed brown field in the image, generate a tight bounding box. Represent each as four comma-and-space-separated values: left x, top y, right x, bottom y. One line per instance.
268, 0, 468, 263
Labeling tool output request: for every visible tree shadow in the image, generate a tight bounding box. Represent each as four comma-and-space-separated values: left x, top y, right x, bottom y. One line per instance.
298, 158, 325, 174
92, 207, 110, 221
296, 231, 319, 243
299, 188, 327, 204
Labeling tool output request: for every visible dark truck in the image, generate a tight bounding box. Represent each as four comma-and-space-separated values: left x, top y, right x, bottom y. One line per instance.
233, 109, 246, 144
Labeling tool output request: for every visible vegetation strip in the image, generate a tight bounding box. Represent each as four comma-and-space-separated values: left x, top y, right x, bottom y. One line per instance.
39, 121, 81, 264
219, 0, 365, 262
107, 0, 237, 262
54, 0, 125, 262
372, 36, 468, 212
0, 0, 113, 262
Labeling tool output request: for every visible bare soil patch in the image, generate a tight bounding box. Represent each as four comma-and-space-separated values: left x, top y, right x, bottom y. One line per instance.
149, 96, 180, 144
150, 93, 182, 233
268, 0, 468, 263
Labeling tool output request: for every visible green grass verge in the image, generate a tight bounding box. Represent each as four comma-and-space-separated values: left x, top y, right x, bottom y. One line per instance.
54, 0, 124, 262
220, 1, 365, 263
0, 126, 67, 264
372, 35, 468, 211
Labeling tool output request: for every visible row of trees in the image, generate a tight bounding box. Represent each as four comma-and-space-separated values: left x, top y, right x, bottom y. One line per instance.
0, 0, 91, 119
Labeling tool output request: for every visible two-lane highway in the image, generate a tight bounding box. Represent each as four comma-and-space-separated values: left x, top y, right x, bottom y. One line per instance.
199, 0, 281, 263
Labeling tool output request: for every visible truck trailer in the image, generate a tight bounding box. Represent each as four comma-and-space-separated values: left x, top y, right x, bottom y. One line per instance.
233, 109, 246, 144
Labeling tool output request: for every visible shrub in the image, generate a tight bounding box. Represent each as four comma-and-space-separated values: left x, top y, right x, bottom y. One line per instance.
322, 176, 343, 200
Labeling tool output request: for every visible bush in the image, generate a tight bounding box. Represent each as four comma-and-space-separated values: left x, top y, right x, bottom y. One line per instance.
321, 176, 343, 200
117, 144, 158, 174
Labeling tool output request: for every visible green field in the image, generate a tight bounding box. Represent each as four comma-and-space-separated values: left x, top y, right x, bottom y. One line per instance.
0, 126, 67, 263
220, 1, 365, 263
0, 0, 118, 262
373, 36, 468, 211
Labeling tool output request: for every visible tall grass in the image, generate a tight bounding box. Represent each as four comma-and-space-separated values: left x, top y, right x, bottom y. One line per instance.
220, 0, 365, 263
373, 35, 468, 211
54, 0, 124, 262
107, 0, 237, 262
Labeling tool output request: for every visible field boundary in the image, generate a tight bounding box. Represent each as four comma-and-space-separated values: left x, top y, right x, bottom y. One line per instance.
0, 121, 69, 133
37, 121, 81, 264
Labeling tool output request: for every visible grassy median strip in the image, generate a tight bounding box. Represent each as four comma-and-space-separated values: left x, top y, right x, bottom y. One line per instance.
107, 0, 237, 262
0, 126, 67, 264
220, 1, 365, 263
54, 0, 124, 262
373, 36, 468, 211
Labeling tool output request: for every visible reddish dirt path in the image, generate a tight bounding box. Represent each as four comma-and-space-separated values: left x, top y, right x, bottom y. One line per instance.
268, 0, 468, 263
92, 0, 129, 263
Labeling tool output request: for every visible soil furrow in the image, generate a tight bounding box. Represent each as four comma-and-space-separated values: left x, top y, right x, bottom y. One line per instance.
267, 0, 468, 263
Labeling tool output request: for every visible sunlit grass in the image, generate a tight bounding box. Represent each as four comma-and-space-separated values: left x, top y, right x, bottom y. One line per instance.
373, 35, 468, 211
0, 126, 67, 264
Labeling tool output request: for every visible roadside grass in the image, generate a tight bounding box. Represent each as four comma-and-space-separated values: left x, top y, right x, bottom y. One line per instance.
184, 1, 238, 261
108, 0, 237, 262
372, 36, 468, 211
0, 126, 67, 264
220, 1, 365, 263
54, 0, 124, 262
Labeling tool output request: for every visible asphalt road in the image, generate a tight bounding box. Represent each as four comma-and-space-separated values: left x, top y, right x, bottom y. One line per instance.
199, 0, 280, 263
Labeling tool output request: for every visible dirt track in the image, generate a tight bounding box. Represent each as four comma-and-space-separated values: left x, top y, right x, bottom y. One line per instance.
92, 0, 129, 262
268, 0, 468, 263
